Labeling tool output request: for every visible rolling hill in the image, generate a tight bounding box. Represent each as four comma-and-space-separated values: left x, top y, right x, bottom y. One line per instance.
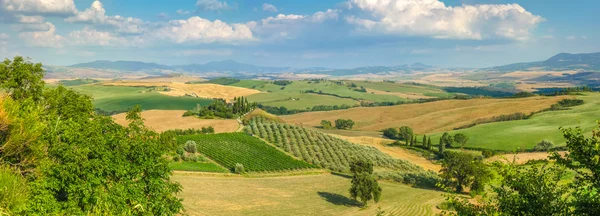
482, 52, 600, 72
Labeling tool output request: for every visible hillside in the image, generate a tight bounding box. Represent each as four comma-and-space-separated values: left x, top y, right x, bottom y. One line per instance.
482, 52, 600, 72
112, 110, 239, 133
282, 96, 570, 134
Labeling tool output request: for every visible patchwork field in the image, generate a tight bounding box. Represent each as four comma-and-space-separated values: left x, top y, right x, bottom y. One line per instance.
112, 110, 239, 133
173, 173, 445, 216
102, 81, 262, 101
70, 84, 213, 111
283, 95, 570, 134
429, 93, 600, 151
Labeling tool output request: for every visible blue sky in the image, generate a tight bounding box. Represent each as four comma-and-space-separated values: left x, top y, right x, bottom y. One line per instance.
0, 0, 598, 68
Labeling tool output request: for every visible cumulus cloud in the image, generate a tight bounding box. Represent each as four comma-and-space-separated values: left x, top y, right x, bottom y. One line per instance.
65, 0, 146, 34
152, 16, 253, 44
11, 21, 54, 32
68, 27, 127, 46
0, 0, 77, 16
262, 3, 278, 12
196, 0, 230, 11
345, 0, 543, 40
176, 9, 190, 15
18, 22, 65, 47
247, 9, 339, 40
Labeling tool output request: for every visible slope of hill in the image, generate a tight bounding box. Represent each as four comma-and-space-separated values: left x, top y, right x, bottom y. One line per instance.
70, 60, 169, 71
483, 52, 600, 72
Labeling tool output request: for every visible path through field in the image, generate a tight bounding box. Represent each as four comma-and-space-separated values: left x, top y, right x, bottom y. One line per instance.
173, 173, 444, 216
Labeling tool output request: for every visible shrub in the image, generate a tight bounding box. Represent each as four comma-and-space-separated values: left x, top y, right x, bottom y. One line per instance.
184, 140, 197, 153
481, 150, 494, 158
188, 154, 198, 162
234, 163, 245, 174
335, 119, 355, 130
0, 166, 28, 214
176, 147, 185, 156
533, 140, 555, 151
173, 155, 180, 162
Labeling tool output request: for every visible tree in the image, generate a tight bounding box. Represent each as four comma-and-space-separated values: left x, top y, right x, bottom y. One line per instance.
441, 132, 454, 148
334, 119, 355, 130
438, 137, 445, 154
398, 126, 413, 142
382, 128, 398, 139
439, 151, 490, 193
235, 163, 245, 174
453, 133, 469, 148
533, 139, 555, 151
184, 140, 197, 153
0, 56, 45, 102
422, 135, 427, 148
349, 160, 382, 206
427, 137, 432, 150
320, 120, 333, 129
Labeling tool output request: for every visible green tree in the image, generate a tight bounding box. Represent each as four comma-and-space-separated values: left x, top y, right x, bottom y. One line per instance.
438, 137, 445, 154
0, 56, 45, 101
334, 119, 355, 130
422, 135, 427, 148
382, 128, 398, 139
398, 126, 413, 142
439, 151, 490, 193
453, 133, 469, 148
349, 160, 382, 206
441, 132, 454, 148
320, 120, 333, 129
533, 139, 555, 151
427, 137, 432, 150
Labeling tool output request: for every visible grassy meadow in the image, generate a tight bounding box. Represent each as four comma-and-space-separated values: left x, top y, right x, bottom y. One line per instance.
173, 173, 445, 216
70, 84, 213, 111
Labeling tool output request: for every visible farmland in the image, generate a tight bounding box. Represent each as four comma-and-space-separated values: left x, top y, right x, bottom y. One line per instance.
282, 95, 570, 134
246, 117, 431, 173
429, 93, 600, 151
69, 84, 213, 111
169, 161, 229, 173
173, 173, 445, 216
112, 110, 239, 133
102, 81, 262, 101
176, 133, 315, 172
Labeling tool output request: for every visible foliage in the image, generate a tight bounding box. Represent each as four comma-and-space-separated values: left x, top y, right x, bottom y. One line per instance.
184, 140, 198, 153
349, 160, 382, 206
234, 163, 245, 174
205, 77, 240, 85
57, 78, 99, 86
453, 133, 469, 148
185, 97, 256, 119
168, 161, 228, 173
334, 119, 355, 130
443, 87, 514, 98
533, 139, 555, 152
176, 133, 314, 172
320, 120, 333, 129
382, 128, 398, 139
272, 80, 293, 86
441, 132, 454, 148
0, 57, 183, 215
162, 127, 215, 136
439, 151, 491, 193
398, 126, 413, 141
0, 166, 29, 214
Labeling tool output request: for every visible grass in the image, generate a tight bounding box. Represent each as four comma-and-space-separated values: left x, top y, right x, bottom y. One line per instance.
169, 161, 228, 173
112, 110, 239, 133
57, 78, 99, 86
429, 93, 600, 151
173, 173, 445, 216
352, 81, 453, 97
176, 133, 315, 172
283, 95, 570, 134
228, 80, 268, 89
70, 84, 213, 111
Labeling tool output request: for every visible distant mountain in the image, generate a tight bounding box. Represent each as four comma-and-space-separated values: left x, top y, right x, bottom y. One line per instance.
310, 63, 437, 76
483, 52, 600, 72
69, 60, 169, 71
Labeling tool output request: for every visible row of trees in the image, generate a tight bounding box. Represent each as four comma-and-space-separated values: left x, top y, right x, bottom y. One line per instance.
320, 119, 355, 130
184, 96, 257, 119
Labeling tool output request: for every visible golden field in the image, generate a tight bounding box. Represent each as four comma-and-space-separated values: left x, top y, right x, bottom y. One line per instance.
103, 81, 262, 101
112, 110, 239, 133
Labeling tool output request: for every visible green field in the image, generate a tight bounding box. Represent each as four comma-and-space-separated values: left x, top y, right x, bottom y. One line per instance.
173, 173, 445, 216
228, 79, 269, 89
169, 161, 229, 173
176, 133, 315, 172
57, 78, 100, 86
70, 84, 213, 111
352, 81, 453, 97
430, 93, 600, 151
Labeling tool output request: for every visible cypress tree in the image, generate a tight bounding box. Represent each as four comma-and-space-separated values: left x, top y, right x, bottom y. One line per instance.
422, 135, 427, 147
427, 137, 432, 150
439, 137, 445, 154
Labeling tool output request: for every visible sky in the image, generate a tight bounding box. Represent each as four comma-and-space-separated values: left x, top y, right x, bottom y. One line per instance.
0, 0, 598, 68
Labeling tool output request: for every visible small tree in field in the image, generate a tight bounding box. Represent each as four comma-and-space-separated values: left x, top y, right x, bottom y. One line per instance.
398, 126, 413, 142
382, 128, 398, 139
234, 163, 245, 174
184, 140, 197, 153
453, 133, 469, 148
440, 151, 491, 193
335, 119, 355, 130
320, 120, 333, 129
533, 140, 554, 151
349, 160, 382, 206
441, 132, 454, 148
438, 137, 445, 154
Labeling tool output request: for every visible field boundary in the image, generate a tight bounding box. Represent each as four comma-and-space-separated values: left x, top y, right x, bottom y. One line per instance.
173, 168, 329, 178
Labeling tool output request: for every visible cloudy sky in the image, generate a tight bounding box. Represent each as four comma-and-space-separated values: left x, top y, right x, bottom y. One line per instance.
0, 0, 598, 68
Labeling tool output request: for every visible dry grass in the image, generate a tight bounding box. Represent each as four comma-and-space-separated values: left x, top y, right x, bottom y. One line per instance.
283, 96, 571, 134
417, 73, 488, 87
366, 88, 435, 99
329, 134, 441, 172
242, 109, 286, 123
487, 151, 567, 164
500, 70, 578, 79
103, 81, 261, 101
515, 82, 574, 92
112, 110, 239, 133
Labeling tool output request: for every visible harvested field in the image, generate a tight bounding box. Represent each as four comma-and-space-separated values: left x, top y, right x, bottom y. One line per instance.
329, 134, 441, 172
486, 151, 567, 164
112, 110, 239, 133
283, 96, 571, 134
366, 88, 435, 99
103, 81, 261, 101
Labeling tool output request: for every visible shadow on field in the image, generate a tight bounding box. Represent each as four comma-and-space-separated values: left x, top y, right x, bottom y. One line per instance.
317, 192, 363, 207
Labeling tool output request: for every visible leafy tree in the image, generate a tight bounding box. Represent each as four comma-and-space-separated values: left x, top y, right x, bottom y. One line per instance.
349, 160, 382, 206
334, 119, 355, 130
382, 128, 398, 139
439, 151, 490, 193
453, 133, 469, 148
427, 137, 432, 150
320, 120, 333, 129
398, 126, 413, 142
184, 140, 197, 153
441, 132, 454, 148
533, 139, 555, 151
235, 163, 245, 174
438, 137, 445, 154
0, 56, 45, 102
422, 135, 427, 148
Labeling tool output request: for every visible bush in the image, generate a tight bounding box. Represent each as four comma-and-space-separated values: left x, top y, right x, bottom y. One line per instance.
533, 140, 555, 151
481, 150, 494, 158
320, 120, 333, 129
184, 140, 197, 153
173, 155, 180, 162
188, 154, 198, 162
234, 163, 245, 174
0, 166, 28, 214
176, 147, 185, 156
335, 119, 355, 130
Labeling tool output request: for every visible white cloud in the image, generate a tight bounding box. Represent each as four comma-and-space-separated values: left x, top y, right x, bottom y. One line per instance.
0, 0, 77, 16
153, 16, 253, 44
157, 12, 168, 19
196, 0, 230, 11
176, 9, 190, 15
262, 3, 278, 12
247, 10, 339, 40
345, 0, 543, 41
11, 22, 54, 31
65, 0, 146, 34
18, 22, 65, 47
174, 49, 233, 56
68, 27, 127, 46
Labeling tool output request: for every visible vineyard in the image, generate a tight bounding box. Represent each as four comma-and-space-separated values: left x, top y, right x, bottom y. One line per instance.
177, 133, 315, 172
246, 117, 426, 173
